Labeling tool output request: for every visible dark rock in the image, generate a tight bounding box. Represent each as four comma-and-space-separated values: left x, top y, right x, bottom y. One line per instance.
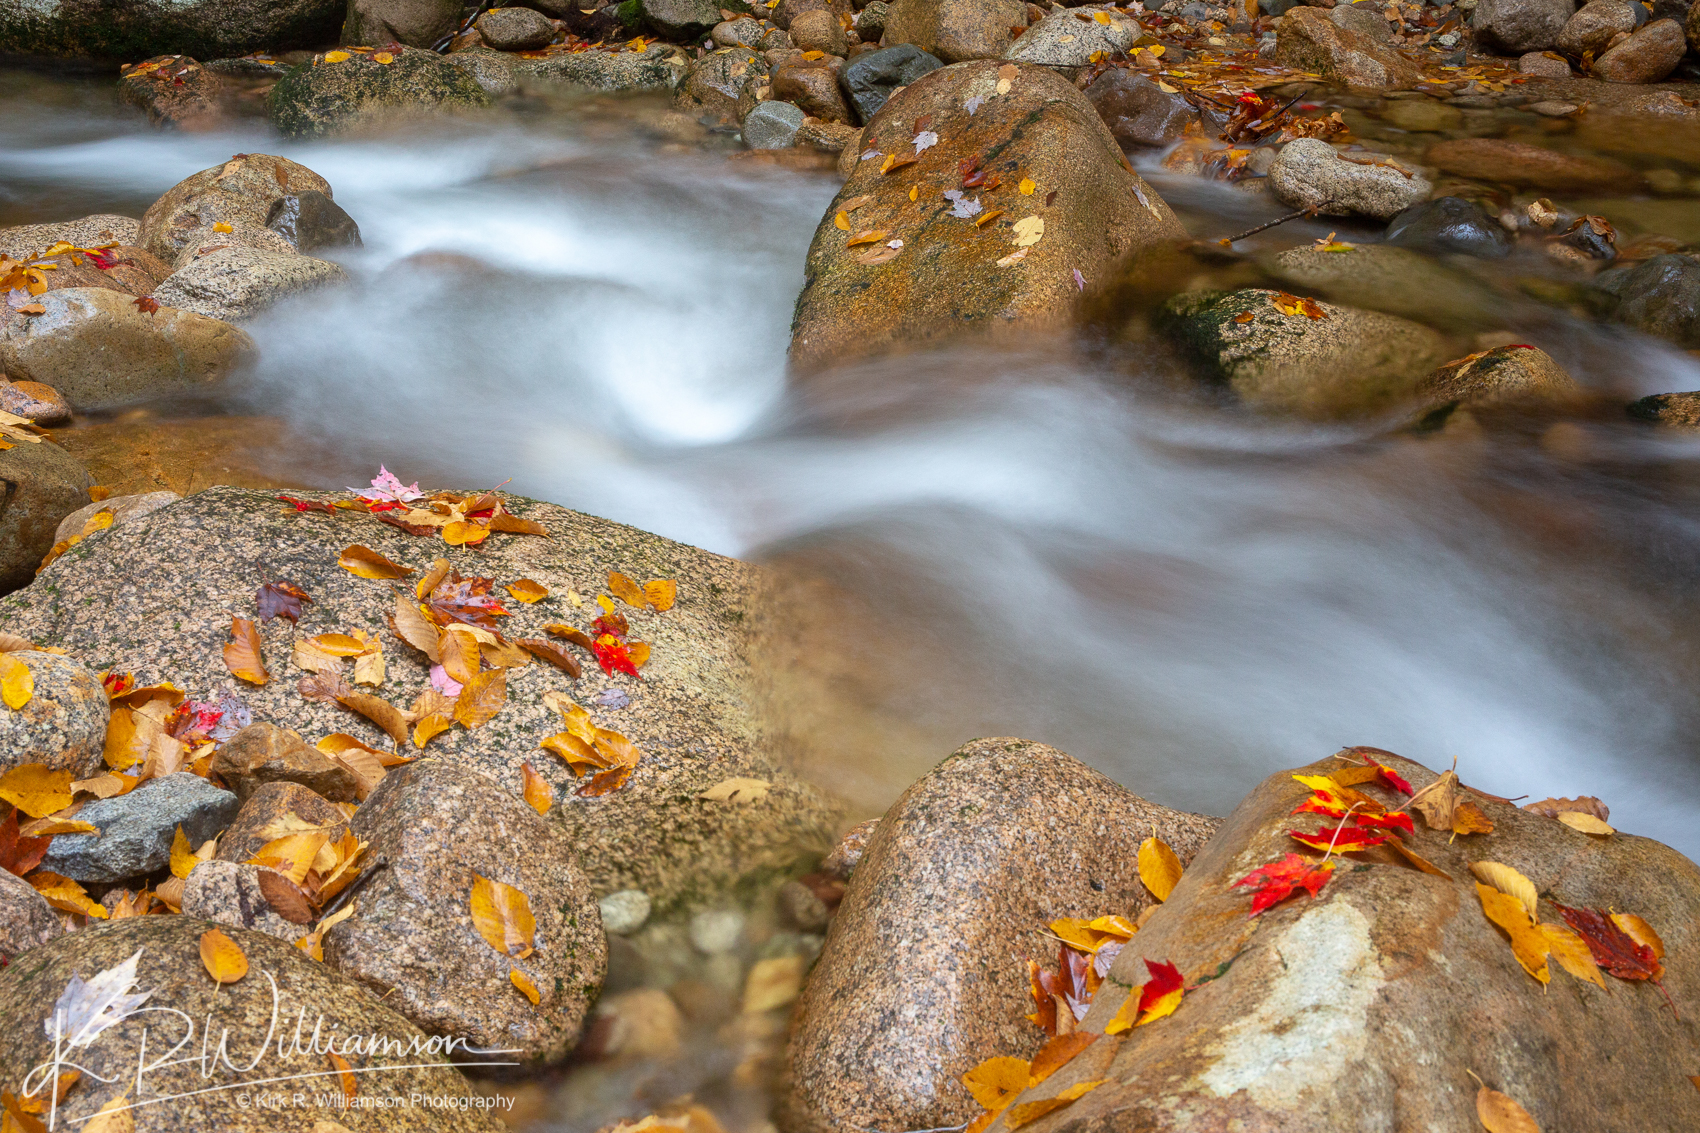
1593, 253, 1700, 347
0, 869, 62, 963
215, 780, 349, 865
1627, 390, 1700, 425
781, 738, 1220, 1133
268, 46, 491, 137
117, 55, 230, 129
325, 760, 607, 1066
342, 0, 464, 47
265, 189, 362, 253
1472, 0, 1577, 52
180, 859, 313, 941
1592, 17, 1686, 82
881, 0, 1028, 63
475, 4, 558, 48
0, 380, 72, 425
839, 42, 941, 123
1274, 6, 1420, 88
745, 99, 808, 146
211, 721, 363, 803
1425, 136, 1642, 191
1558, 0, 1636, 56
1688, 0, 1700, 51
773, 56, 853, 123
1084, 68, 1197, 147
0, 445, 93, 595
0, 0, 343, 65
856, 0, 891, 37
40, 772, 241, 883
1385, 195, 1513, 258
0, 650, 108, 776
641, 0, 723, 37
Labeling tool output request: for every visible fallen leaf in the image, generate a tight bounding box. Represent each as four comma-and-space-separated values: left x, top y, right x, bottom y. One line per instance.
258, 870, 315, 924
1004, 1080, 1105, 1131
1231, 852, 1334, 916
700, 777, 770, 803
1019, 177, 1036, 195
256, 580, 312, 623
1522, 796, 1608, 821
199, 928, 248, 983
608, 571, 648, 608
643, 578, 676, 611
169, 825, 199, 880
521, 763, 554, 815
881, 153, 917, 174
1027, 1032, 1096, 1085
511, 967, 541, 1006
515, 638, 582, 678
1540, 922, 1605, 988
470, 874, 535, 958
1288, 825, 1386, 853
1470, 862, 1538, 921
847, 229, 889, 248
132, 295, 159, 315
1137, 835, 1183, 902
1551, 903, 1662, 980
439, 625, 480, 685
1012, 216, 1044, 247
834, 211, 850, 231
1106, 958, 1184, 1033
1408, 768, 1459, 829
374, 50, 394, 63
324, 50, 350, 62
1556, 812, 1614, 835
962, 1055, 1029, 1113
577, 763, 633, 796
1610, 912, 1664, 959
249, 831, 329, 884
1382, 836, 1450, 877
1477, 883, 1550, 984
454, 668, 507, 730
1476, 1084, 1541, 1133
0, 653, 34, 710
335, 693, 409, 746
505, 579, 548, 603
351, 648, 384, 688
0, 764, 74, 818
1270, 291, 1327, 319
411, 712, 452, 748
30, 871, 106, 918
223, 617, 268, 685
0, 806, 51, 876
337, 545, 411, 580
544, 623, 596, 650
328, 1051, 356, 1103
1452, 801, 1495, 835
80, 1095, 133, 1133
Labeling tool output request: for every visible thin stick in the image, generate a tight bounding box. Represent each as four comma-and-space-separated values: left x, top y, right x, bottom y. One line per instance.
1219, 209, 1310, 246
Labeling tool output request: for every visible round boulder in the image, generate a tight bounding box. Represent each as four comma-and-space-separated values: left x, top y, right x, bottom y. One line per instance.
0, 650, 108, 776
1385, 196, 1513, 258
0, 0, 342, 64
1592, 18, 1686, 82
1415, 344, 1581, 416
0, 441, 93, 593
881, 0, 1029, 63
137, 152, 335, 265
268, 47, 491, 137
474, 6, 558, 50
1472, 0, 1577, 52
1268, 137, 1432, 220
342, 0, 465, 47
149, 245, 350, 323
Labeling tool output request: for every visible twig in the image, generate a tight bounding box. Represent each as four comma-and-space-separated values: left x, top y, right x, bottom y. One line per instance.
852, 1125, 970, 1133
1321, 803, 1362, 863
1218, 209, 1311, 246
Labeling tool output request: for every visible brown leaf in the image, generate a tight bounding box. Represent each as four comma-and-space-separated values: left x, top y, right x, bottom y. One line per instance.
329, 1052, 357, 1104
335, 692, 409, 745
439, 625, 480, 685
298, 670, 353, 703
480, 636, 532, 669
577, 763, 633, 797
337, 545, 411, 580
257, 870, 315, 924
1522, 796, 1608, 821
223, 617, 269, 685
416, 557, 450, 600
486, 512, 548, 536
1408, 769, 1458, 830
544, 623, 595, 650
256, 581, 311, 623
453, 668, 507, 730
516, 638, 582, 678
1452, 801, 1495, 835
1476, 1085, 1541, 1133
505, 578, 548, 603
470, 873, 535, 958
391, 594, 441, 662
521, 763, 553, 815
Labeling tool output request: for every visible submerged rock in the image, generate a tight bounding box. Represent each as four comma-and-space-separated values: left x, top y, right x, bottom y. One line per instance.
0, 444, 93, 595
881, 0, 1029, 63
1425, 136, 1641, 192
117, 55, 230, 129
1414, 344, 1582, 421
268, 47, 491, 137
1263, 243, 1507, 331
1592, 253, 1700, 347
1385, 196, 1513, 258
1268, 138, 1431, 220
1274, 6, 1420, 88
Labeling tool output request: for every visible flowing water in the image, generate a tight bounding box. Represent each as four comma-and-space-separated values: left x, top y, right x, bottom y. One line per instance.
5, 62, 1700, 1125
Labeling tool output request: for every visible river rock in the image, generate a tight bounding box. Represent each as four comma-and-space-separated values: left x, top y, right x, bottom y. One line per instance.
211, 721, 363, 803
745, 99, 808, 146
1084, 68, 1196, 146
54, 490, 180, 546
791, 9, 849, 54
0, 216, 139, 261
0, 653, 106, 790
117, 55, 229, 130
215, 780, 350, 864
0, 916, 507, 1132
1159, 288, 1452, 418
1019, 752, 1700, 1133
1268, 138, 1431, 220
181, 859, 314, 941
267, 189, 362, 253
1380, 97, 1460, 132
0, 443, 93, 594
675, 48, 769, 125
1424, 136, 1640, 191
1385, 195, 1513, 258
1593, 253, 1700, 347
1415, 344, 1580, 418
1472, 0, 1576, 52
1005, 5, 1138, 67
791, 60, 1184, 374
475, 5, 557, 49
323, 760, 606, 1065
1689, 0, 1700, 50
40, 772, 240, 883
0, 869, 62, 963
1628, 389, 1700, 425
772, 56, 853, 122
0, 287, 255, 411
1263, 243, 1505, 331
342, 0, 465, 47
1558, 0, 1637, 55
798, 119, 858, 151
642, 0, 723, 37
856, 0, 890, 38
715, 17, 766, 46
137, 152, 335, 264
1519, 48, 1573, 75
0, 380, 71, 424
20, 245, 171, 301
781, 737, 1220, 1133
269, 47, 491, 137
516, 43, 690, 91
1274, 7, 1419, 88
774, 0, 849, 32
150, 244, 350, 322
882, 0, 1028, 63
0, 485, 842, 915
1592, 17, 1686, 81
839, 42, 941, 122
445, 46, 523, 95
0, 0, 342, 64
1330, 0, 1392, 39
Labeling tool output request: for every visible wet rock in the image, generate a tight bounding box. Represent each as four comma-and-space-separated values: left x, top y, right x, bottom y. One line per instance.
761, 24, 796, 49
46, 245, 172, 299
881, 0, 1028, 63
792, 60, 1184, 374
791, 9, 850, 53
0, 650, 107, 776
215, 780, 349, 864
1045, 752, 1700, 1133
151, 245, 349, 323
1, 287, 253, 411
775, 0, 849, 32
1425, 136, 1640, 191
445, 46, 523, 95
117, 55, 229, 129
676, 48, 770, 125
1264, 243, 1504, 332
516, 43, 690, 91
137, 152, 334, 264
211, 721, 363, 803
856, 0, 891, 38
0, 869, 62, 963
1330, 0, 1393, 40
1268, 138, 1431, 220
1380, 96, 1460, 131
641, 0, 723, 37
1274, 7, 1420, 88
0, 486, 841, 915
1592, 253, 1700, 347
0, 917, 506, 1132
1519, 49, 1573, 75
798, 118, 859, 150
840, 42, 941, 122
715, 17, 766, 46
1593, 17, 1686, 81
1085, 68, 1197, 146
0, 0, 343, 65
773, 56, 853, 122
599, 888, 652, 933
1627, 389, 1700, 425
475, 5, 557, 49
40, 772, 240, 883
343, 0, 464, 47
181, 859, 313, 941
0, 444, 93, 595
269, 46, 491, 136
1415, 344, 1581, 420
0, 380, 71, 425
1159, 288, 1452, 418
1558, 0, 1637, 55
1385, 196, 1513, 258
266, 189, 362, 253
54, 490, 180, 546
1472, 0, 1576, 52
325, 760, 606, 1066
782, 737, 1219, 1133
1689, 0, 1700, 50
745, 99, 808, 146
1005, 5, 1139, 66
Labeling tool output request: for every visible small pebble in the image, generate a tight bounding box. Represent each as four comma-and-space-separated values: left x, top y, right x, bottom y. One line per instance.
689, 907, 745, 954
599, 888, 652, 935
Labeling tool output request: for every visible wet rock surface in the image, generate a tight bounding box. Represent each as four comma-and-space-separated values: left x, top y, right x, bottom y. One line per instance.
1628, 389, 1700, 424
0, 380, 73, 424
1263, 243, 1506, 331
40, 772, 241, 883
343, 0, 465, 48
840, 43, 942, 122
54, 490, 181, 546
1415, 343, 1581, 415
772, 56, 853, 123
0, 443, 94, 594
117, 55, 230, 129
1593, 252, 1700, 346
266, 189, 363, 253
1385, 195, 1513, 258
1274, 6, 1421, 88
745, 99, 808, 146
269, 46, 492, 136
881, 0, 1030, 63
0, 650, 108, 775
1425, 136, 1642, 191
1268, 137, 1432, 219
1085, 68, 1197, 146
0, 0, 343, 64
1593, 17, 1687, 82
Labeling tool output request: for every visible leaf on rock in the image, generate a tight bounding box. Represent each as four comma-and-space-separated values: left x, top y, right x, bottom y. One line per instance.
1106, 958, 1184, 1033
577, 764, 633, 797
328, 1051, 357, 1103
511, 967, 541, 1006
1137, 835, 1182, 902
169, 825, 199, 880
1451, 801, 1495, 835
1476, 883, 1550, 984
544, 623, 596, 650
337, 545, 411, 580
199, 928, 248, 984
470, 874, 536, 958
391, 594, 441, 662
516, 638, 582, 678
249, 831, 330, 884
643, 579, 676, 611
0, 653, 33, 710
453, 668, 507, 730
592, 635, 640, 679
1270, 291, 1327, 319
607, 571, 648, 609
439, 625, 480, 686
1469, 862, 1538, 921
1028, 1032, 1096, 1085
0, 806, 51, 876
962, 1055, 1030, 1112
505, 579, 548, 603
256, 581, 311, 623
1232, 852, 1334, 916
258, 870, 316, 925
335, 692, 409, 746
1556, 812, 1614, 835
1004, 1080, 1106, 1131
1476, 1085, 1542, 1133
1522, 796, 1608, 821
700, 777, 770, 803
223, 617, 268, 685
1552, 903, 1663, 980
1383, 836, 1450, 877
1540, 922, 1605, 988
30, 871, 107, 918
1012, 216, 1045, 247
1408, 769, 1459, 830
47, 949, 146, 1047
80, 1095, 133, 1133
0, 764, 74, 818
1289, 825, 1386, 853
521, 763, 554, 815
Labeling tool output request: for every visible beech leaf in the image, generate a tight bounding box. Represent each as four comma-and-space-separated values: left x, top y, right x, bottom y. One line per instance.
0, 764, 74, 818
521, 763, 554, 815
1469, 861, 1538, 921
1137, 835, 1182, 902
470, 874, 535, 958
1476, 1085, 1542, 1133
199, 928, 248, 984
335, 693, 409, 746
453, 668, 507, 730
223, 617, 268, 685
0, 653, 33, 710
337, 545, 411, 580
700, 777, 770, 803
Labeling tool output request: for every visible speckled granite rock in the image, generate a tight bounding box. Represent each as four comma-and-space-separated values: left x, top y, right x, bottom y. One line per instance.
0, 215, 139, 260
1628, 389, 1700, 425
0, 380, 72, 425
150, 245, 350, 323
40, 772, 240, 882
0, 440, 93, 594
324, 760, 606, 1065
137, 153, 334, 265
0, 868, 63, 963
53, 490, 181, 546
0, 650, 109, 777
1006, 752, 1700, 1133
515, 44, 690, 92
1414, 344, 1581, 418
780, 738, 1220, 1133
215, 780, 348, 864
211, 721, 361, 802
0, 917, 506, 1132
181, 858, 312, 942
0, 486, 842, 915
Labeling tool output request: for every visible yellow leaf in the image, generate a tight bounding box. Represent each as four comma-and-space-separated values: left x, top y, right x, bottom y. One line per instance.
0, 653, 32, 710
1476, 1085, 1542, 1133
351, 648, 384, 688
909, 185, 919, 202
1540, 923, 1605, 988
374, 51, 394, 63
324, 50, 350, 62
834, 211, 850, 231
170, 825, 199, 879
846, 229, 888, 247
521, 763, 553, 815
505, 578, 549, 603
305, 633, 368, 657
1137, 835, 1182, 902
1476, 883, 1549, 984
1137, 984, 1182, 1026
249, 831, 330, 884
27, 871, 107, 918
1019, 177, 1036, 195
962, 1056, 1030, 1112
81, 1095, 134, 1133
1610, 913, 1664, 959
223, 617, 268, 686
440, 625, 480, 685
200, 927, 248, 984
335, 692, 409, 746
23, 816, 96, 835
541, 730, 605, 773
607, 571, 647, 608
412, 712, 452, 748
454, 668, 507, 730
511, 967, 541, 1006
642, 579, 676, 611
337, 544, 411, 580
1093, 9, 1111, 21
1004, 1080, 1105, 1130
470, 874, 536, 958
1557, 812, 1614, 835
0, 763, 73, 818
699, 777, 769, 803
1012, 216, 1044, 247
1469, 862, 1538, 921
442, 520, 489, 546
392, 595, 440, 661
212, 222, 233, 233
416, 558, 450, 600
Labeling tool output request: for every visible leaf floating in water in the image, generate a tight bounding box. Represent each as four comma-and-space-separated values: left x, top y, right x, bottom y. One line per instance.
1019, 177, 1036, 195
943, 190, 982, 220
1073, 268, 1086, 291
1012, 216, 1045, 247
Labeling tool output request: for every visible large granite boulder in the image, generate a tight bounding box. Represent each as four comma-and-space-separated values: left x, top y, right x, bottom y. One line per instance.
1004, 6, 1139, 67
1274, 6, 1420, 88
0, 649, 108, 775
342, 0, 465, 48
0, 0, 342, 64
1472, 0, 1577, 52
881, 0, 1029, 62
0, 440, 93, 594
137, 153, 338, 265
514, 44, 691, 92
0, 216, 139, 261
269, 47, 492, 137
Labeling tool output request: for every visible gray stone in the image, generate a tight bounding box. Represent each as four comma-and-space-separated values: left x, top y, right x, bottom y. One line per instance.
1558, 0, 1637, 56
674, 48, 769, 125
1593, 253, 1700, 347
1628, 389, 1700, 425
1085, 67, 1197, 147
1264, 243, 1507, 331
1385, 196, 1513, 258
791, 9, 849, 53
781, 738, 1220, 1133
54, 491, 181, 546
268, 46, 491, 137
689, 907, 746, 954
0, 869, 62, 963
180, 859, 312, 942
0, 216, 139, 261
211, 721, 362, 803
1593, 17, 1686, 82
475, 5, 557, 49
325, 760, 607, 1066
881, 0, 1028, 63
1472, 0, 1577, 52
0, 443, 93, 595
714, 16, 766, 46
136, 152, 334, 265
599, 888, 652, 934
1519, 48, 1573, 75
515, 43, 690, 92
1268, 137, 1431, 220
839, 42, 942, 123
265, 189, 362, 253
150, 245, 349, 323
1004, 5, 1138, 65
0, 0, 342, 64
0, 651, 108, 777
744, 99, 808, 147
342, 0, 465, 48
1414, 343, 1580, 417
40, 772, 241, 883
1330, 0, 1392, 39
856, 0, 890, 38
641, 0, 723, 37
445, 47, 523, 95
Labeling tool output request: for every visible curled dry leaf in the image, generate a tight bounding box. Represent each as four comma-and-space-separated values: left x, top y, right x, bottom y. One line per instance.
391, 594, 441, 662
515, 638, 582, 678
223, 617, 268, 686
199, 927, 249, 983
256, 581, 311, 623
329, 1051, 357, 1103
439, 625, 480, 685
169, 826, 199, 880
544, 623, 595, 650
335, 693, 409, 746
1522, 796, 1608, 821
846, 229, 888, 248
337, 545, 411, 580
258, 870, 316, 925
0, 807, 51, 876
1137, 835, 1182, 902
30, 871, 108, 918
1270, 291, 1327, 319
1469, 861, 1538, 921
1556, 812, 1614, 835
521, 763, 553, 815
577, 763, 633, 797
470, 874, 536, 958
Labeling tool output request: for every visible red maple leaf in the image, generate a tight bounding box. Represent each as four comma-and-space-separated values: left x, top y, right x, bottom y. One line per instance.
0, 808, 51, 877
277, 494, 337, 513
132, 295, 160, 315
1551, 903, 1663, 981
1289, 826, 1386, 853
592, 612, 629, 638
1352, 810, 1415, 836
1292, 787, 1350, 818
592, 635, 640, 679
1375, 764, 1414, 795
102, 670, 135, 698
1136, 959, 1184, 1015
1232, 853, 1334, 916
